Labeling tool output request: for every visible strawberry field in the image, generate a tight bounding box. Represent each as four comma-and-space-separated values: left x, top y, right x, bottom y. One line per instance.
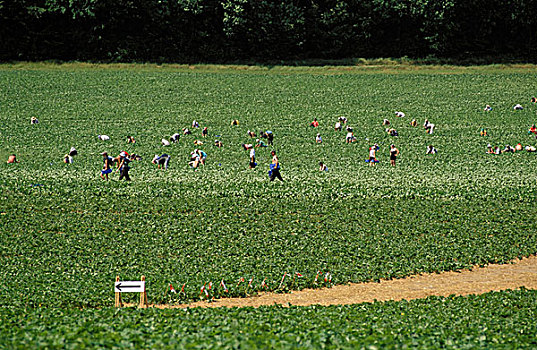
1, 289, 536, 348
1, 64, 537, 346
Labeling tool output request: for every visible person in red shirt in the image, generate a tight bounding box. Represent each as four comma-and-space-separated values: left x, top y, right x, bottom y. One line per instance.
529, 124, 537, 135
7, 154, 18, 163
310, 118, 319, 127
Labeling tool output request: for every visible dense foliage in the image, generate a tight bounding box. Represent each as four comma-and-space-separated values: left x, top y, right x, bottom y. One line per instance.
1, 65, 537, 310
1, 0, 536, 62
1, 289, 536, 348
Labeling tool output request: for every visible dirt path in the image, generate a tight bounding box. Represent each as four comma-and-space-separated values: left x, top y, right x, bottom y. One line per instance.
148, 256, 537, 309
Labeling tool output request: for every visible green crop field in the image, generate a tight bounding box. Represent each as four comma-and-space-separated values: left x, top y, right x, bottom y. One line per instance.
2, 289, 536, 349
1, 63, 536, 347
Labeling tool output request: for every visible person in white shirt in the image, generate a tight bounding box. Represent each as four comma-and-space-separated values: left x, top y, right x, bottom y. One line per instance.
368, 144, 378, 166
161, 138, 170, 146
98, 135, 110, 141
170, 133, 181, 143
249, 148, 256, 169
513, 104, 523, 110
335, 121, 342, 131
189, 151, 200, 168
315, 134, 322, 143
346, 132, 356, 143
395, 111, 405, 118
424, 119, 435, 134
426, 145, 437, 154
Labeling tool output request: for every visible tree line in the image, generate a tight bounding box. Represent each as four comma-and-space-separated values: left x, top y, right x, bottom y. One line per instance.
1, 0, 536, 63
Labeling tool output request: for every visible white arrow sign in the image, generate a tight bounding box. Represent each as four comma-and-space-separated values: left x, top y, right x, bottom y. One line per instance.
114, 281, 145, 293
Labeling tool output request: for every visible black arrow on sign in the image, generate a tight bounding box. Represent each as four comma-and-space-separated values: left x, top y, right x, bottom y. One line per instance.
116, 283, 141, 291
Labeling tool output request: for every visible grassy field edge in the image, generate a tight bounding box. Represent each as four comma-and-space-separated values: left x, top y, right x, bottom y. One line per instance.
2, 61, 537, 74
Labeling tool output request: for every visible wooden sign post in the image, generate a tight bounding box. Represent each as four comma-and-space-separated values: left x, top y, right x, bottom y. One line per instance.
114, 275, 147, 308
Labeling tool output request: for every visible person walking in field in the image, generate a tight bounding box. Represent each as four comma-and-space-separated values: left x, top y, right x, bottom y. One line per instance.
269, 150, 283, 182
116, 152, 132, 181
100, 152, 113, 180
390, 144, 399, 167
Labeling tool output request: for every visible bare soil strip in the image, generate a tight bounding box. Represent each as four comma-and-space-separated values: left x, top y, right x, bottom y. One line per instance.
145, 256, 537, 309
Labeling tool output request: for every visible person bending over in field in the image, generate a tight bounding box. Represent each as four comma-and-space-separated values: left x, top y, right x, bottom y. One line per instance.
502, 145, 515, 153
346, 131, 356, 143
386, 128, 398, 137
426, 145, 437, 154
395, 111, 405, 118
202, 127, 208, 138
126, 135, 136, 143
266, 131, 274, 145
525, 145, 537, 152
310, 118, 319, 127
514, 104, 523, 110
484, 105, 493, 111
255, 139, 267, 148
249, 148, 256, 169
338, 116, 347, 124
319, 162, 328, 172
100, 152, 114, 180
183, 128, 191, 135
170, 133, 181, 143
531, 97, 537, 103
192, 120, 199, 128
269, 150, 283, 181
197, 149, 207, 165
515, 143, 523, 152
335, 121, 342, 131
382, 119, 390, 126
423, 119, 435, 134
189, 151, 200, 169
410, 119, 417, 127
152, 154, 171, 170
31, 116, 39, 124
63, 154, 73, 164
214, 140, 223, 148
7, 154, 19, 164
242, 143, 254, 150
316, 133, 322, 143
247, 130, 256, 138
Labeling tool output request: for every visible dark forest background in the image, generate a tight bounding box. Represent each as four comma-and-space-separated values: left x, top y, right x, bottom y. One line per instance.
1, 0, 536, 63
